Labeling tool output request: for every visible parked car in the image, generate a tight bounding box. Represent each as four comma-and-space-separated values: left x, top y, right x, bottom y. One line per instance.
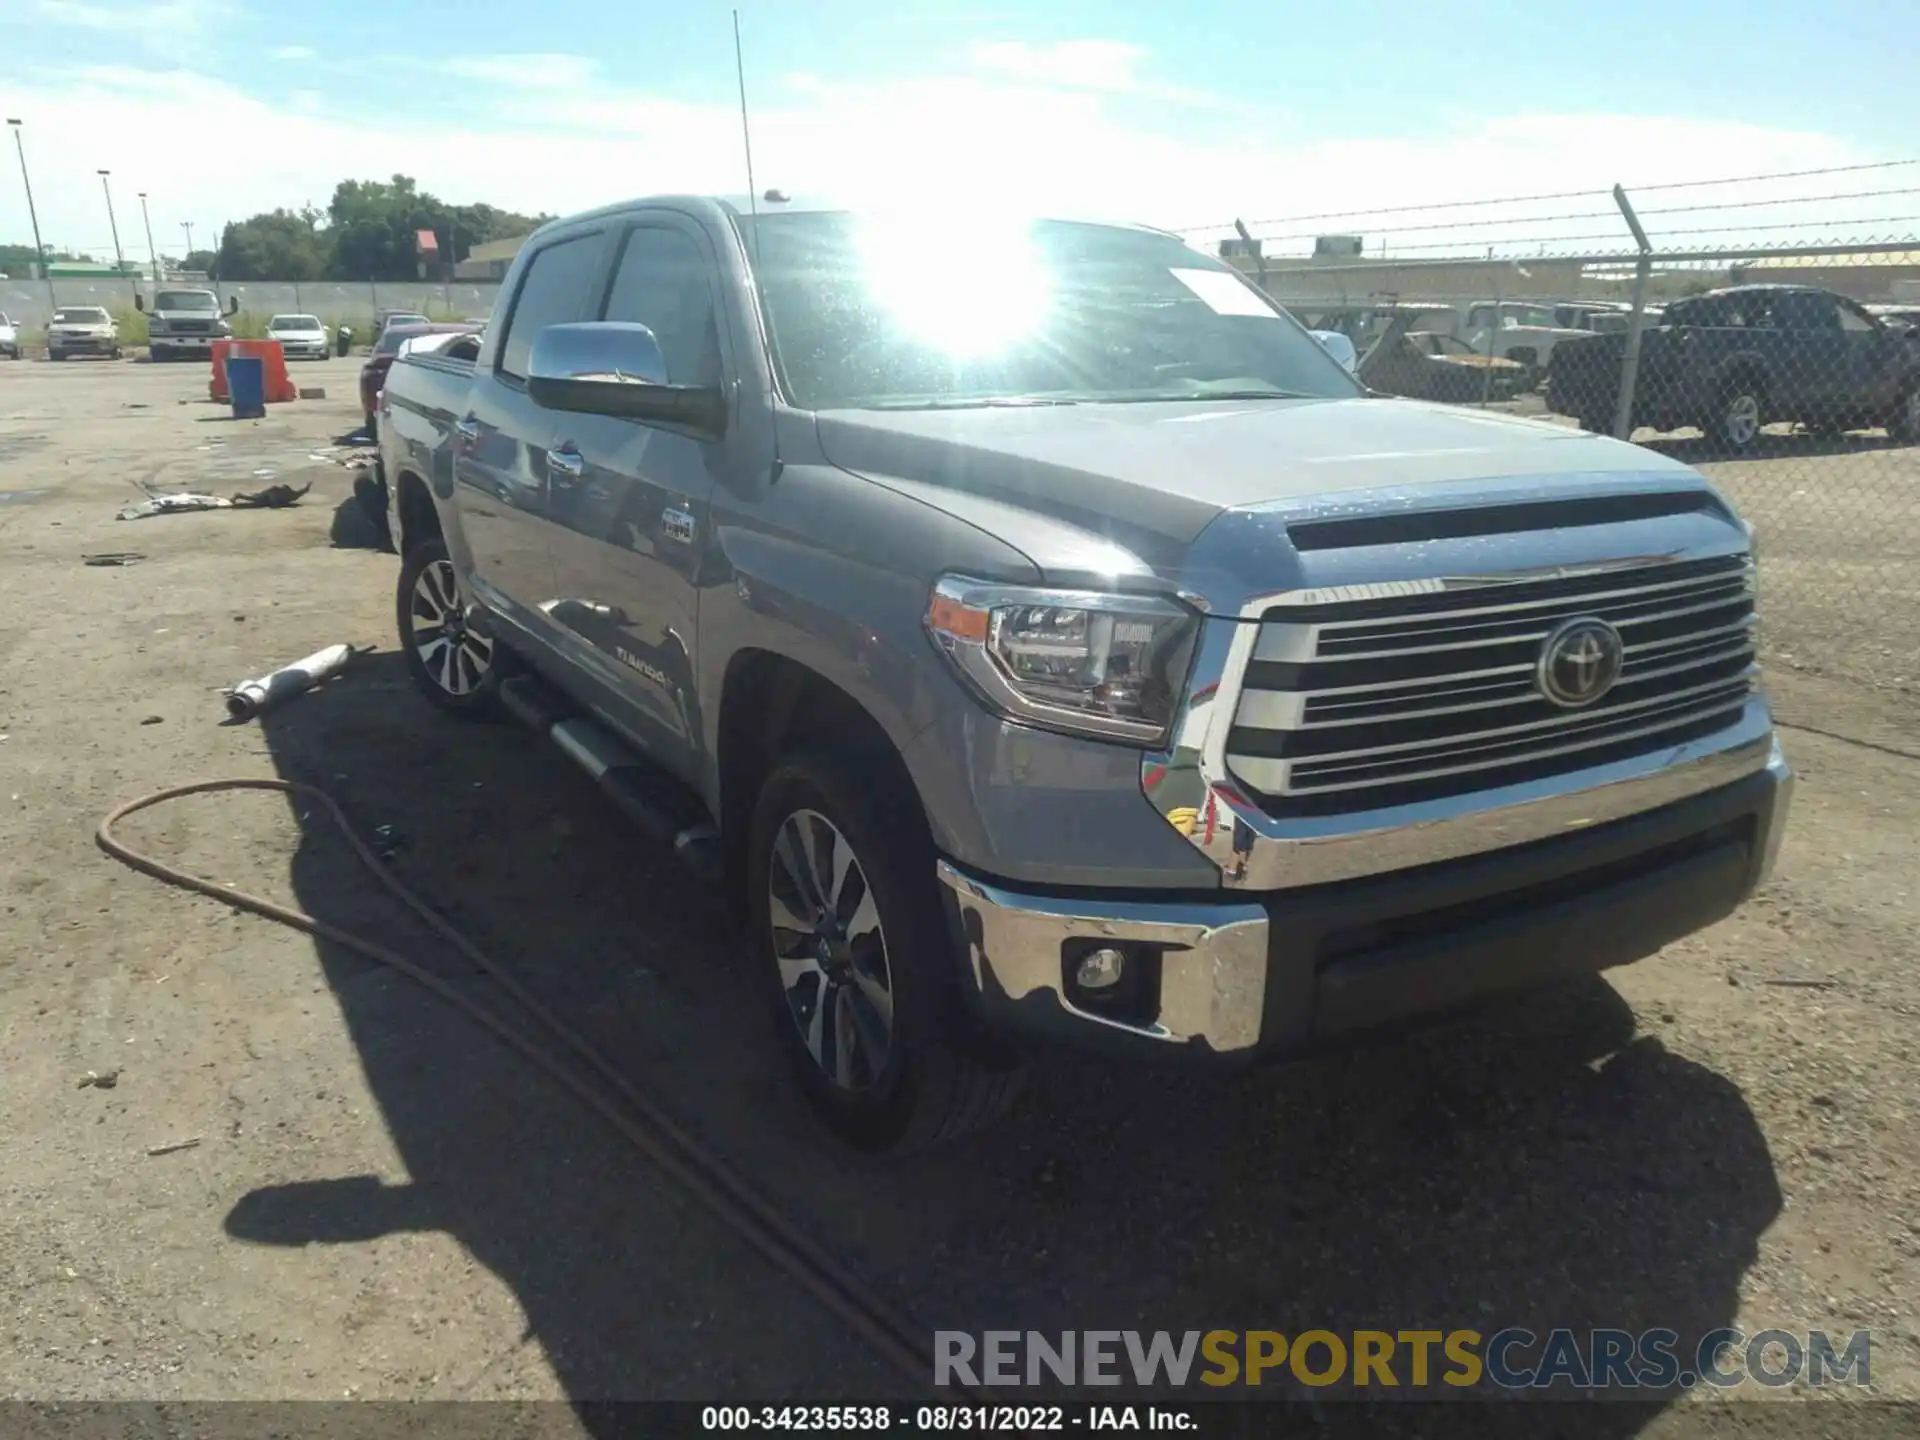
380, 196, 1790, 1152
135, 287, 236, 361
1366, 329, 1530, 403
1552, 301, 1634, 335
1548, 284, 1920, 449
1442, 301, 1593, 385
265, 313, 331, 360
360, 322, 479, 434
47, 306, 120, 361
0, 312, 20, 360
376, 310, 431, 336
1284, 301, 1457, 358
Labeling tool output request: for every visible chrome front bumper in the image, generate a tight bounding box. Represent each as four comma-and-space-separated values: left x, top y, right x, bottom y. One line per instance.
940, 740, 1792, 1060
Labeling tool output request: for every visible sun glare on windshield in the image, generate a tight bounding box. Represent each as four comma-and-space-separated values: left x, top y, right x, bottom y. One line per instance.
854, 214, 1052, 358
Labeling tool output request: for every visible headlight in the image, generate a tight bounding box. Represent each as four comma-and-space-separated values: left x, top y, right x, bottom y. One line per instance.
216, 320, 232, 336
926, 576, 1200, 744
148, 318, 169, 334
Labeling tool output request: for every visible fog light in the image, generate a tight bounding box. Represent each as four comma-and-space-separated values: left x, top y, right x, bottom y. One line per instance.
1075, 947, 1127, 990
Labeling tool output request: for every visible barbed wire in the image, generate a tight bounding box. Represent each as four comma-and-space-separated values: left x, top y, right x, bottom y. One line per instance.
1179, 158, 1920, 236
1244, 188, 1920, 247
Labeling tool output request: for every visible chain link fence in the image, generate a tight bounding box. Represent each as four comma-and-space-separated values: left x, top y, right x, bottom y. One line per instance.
1196, 174, 1920, 748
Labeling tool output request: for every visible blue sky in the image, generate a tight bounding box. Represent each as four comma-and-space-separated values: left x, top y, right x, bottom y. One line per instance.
6, 0, 1915, 260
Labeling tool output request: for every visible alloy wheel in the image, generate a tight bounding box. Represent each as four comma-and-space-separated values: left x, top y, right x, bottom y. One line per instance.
1723, 392, 1761, 447
767, 808, 895, 1092
409, 558, 494, 696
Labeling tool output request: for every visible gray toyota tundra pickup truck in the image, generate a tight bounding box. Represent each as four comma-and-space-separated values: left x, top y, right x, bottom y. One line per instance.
377, 194, 1793, 1151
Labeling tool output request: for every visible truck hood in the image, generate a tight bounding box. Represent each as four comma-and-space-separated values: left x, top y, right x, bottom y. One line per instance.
814, 396, 1688, 566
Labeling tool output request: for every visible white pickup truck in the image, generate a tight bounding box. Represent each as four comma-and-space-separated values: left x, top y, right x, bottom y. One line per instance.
1450, 301, 1596, 386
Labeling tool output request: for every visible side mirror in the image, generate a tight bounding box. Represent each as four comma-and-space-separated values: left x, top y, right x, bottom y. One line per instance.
1308, 329, 1358, 374
226, 296, 239, 316
527, 322, 726, 434
134, 294, 146, 312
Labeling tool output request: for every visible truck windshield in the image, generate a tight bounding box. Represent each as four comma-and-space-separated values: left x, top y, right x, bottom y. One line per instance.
736, 212, 1362, 410
156, 291, 218, 311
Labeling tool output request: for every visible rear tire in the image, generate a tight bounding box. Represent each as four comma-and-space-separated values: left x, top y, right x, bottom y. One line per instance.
396, 537, 502, 718
747, 749, 1025, 1152
1889, 389, 1920, 444
1711, 381, 1766, 453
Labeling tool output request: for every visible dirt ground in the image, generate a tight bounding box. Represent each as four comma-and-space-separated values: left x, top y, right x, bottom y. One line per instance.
1, 359, 1916, 1431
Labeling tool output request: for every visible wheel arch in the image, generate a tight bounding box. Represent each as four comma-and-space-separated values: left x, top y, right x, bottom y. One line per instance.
716, 650, 930, 899
392, 465, 442, 557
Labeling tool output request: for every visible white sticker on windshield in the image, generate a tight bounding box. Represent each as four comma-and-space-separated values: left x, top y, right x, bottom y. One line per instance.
1170, 267, 1277, 317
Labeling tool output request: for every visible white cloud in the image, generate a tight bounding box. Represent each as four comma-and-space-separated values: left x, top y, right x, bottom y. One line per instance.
37, 0, 224, 33
967, 40, 1146, 92
0, 58, 1890, 264
271, 45, 317, 61
438, 54, 600, 90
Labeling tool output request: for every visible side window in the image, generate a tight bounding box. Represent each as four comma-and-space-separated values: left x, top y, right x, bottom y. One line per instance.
498, 232, 602, 380
1773, 292, 1838, 331
1837, 302, 1875, 335
602, 226, 721, 386
1468, 304, 1495, 329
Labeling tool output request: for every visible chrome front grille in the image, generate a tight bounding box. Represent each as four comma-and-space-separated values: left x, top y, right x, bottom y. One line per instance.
1227, 554, 1756, 814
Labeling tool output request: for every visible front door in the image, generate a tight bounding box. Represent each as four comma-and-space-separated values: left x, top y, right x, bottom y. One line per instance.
453, 228, 609, 621
543, 217, 731, 785
1836, 298, 1900, 419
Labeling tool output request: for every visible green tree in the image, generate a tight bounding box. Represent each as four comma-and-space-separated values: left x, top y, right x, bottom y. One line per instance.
324, 174, 546, 280
1, 242, 89, 274
216, 209, 329, 281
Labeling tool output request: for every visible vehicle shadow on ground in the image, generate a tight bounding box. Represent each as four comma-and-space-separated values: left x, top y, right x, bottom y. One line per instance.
230, 650, 1781, 1431
1640, 429, 1907, 464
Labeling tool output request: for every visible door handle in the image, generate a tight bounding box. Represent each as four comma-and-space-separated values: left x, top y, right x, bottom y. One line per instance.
546, 447, 585, 484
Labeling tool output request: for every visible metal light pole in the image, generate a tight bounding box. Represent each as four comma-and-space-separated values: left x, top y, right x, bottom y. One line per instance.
97, 168, 132, 299
5, 118, 57, 315
137, 191, 162, 286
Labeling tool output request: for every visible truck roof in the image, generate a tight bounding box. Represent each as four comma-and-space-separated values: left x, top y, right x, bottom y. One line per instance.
526, 193, 1175, 242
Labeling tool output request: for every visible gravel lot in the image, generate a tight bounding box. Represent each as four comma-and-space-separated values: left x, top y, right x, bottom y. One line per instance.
1, 359, 1916, 1431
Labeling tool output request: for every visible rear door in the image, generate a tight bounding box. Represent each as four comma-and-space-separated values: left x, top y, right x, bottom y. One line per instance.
453, 228, 610, 621
1766, 290, 1847, 415
541, 214, 731, 782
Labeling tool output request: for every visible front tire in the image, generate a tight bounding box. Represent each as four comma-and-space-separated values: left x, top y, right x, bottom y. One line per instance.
396, 537, 502, 717
747, 749, 1024, 1152
1889, 388, 1920, 444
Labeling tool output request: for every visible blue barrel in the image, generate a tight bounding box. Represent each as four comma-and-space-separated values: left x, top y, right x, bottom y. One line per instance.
228, 355, 266, 419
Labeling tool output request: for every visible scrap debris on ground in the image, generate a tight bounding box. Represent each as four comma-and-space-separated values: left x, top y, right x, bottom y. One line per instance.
117, 481, 313, 521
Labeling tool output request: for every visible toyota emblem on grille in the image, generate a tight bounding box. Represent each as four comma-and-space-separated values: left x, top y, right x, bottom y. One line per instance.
1536, 617, 1624, 708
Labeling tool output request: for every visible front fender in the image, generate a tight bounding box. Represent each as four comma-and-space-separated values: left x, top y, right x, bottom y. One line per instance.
696, 457, 1038, 812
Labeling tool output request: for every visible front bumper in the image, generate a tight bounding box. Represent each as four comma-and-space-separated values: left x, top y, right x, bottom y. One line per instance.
939, 741, 1792, 1063
52, 335, 114, 353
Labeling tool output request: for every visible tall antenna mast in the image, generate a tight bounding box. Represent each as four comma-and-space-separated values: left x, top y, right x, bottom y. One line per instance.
734, 10, 760, 242
732, 9, 781, 473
